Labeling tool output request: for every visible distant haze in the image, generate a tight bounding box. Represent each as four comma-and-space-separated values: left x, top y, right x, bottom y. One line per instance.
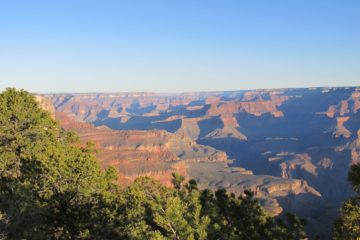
0, 0, 359, 93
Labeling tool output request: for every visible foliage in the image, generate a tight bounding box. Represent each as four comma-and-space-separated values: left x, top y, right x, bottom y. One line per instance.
119, 176, 208, 240
200, 188, 307, 240
333, 163, 360, 240
348, 163, 360, 193
0, 88, 120, 239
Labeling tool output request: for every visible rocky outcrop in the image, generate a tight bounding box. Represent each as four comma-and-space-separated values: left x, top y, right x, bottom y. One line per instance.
351, 130, 360, 165
205, 96, 287, 117
326, 105, 337, 118
325, 88, 360, 117
279, 154, 318, 179
333, 117, 351, 138
323, 88, 360, 140
56, 112, 228, 185
176, 117, 205, 140
352, 90, 360, 113
49, 92, 205, 122
34, 95, 55, 118
204, 127, 247, 140
200, 93, 288, 140
351, 149, 360, 165
187, 162, 321, 216
203, 115, 247, 140
48, 90, 289, 142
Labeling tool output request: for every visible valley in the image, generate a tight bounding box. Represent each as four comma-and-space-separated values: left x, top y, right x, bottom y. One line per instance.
42, 87, 360, 238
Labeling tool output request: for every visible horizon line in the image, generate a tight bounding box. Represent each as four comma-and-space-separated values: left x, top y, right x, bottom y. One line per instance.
30, 85, 360, 95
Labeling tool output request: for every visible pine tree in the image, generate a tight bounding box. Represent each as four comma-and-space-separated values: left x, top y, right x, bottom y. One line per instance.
119, 176, 208, 240
0, 88, 120, 239
333, 163, 360, 239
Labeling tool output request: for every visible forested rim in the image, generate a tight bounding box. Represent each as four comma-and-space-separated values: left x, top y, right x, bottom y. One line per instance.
0, 88, 358, 239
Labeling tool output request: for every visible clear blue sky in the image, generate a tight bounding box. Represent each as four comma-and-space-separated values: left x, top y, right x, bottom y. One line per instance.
0, 0, 359, 93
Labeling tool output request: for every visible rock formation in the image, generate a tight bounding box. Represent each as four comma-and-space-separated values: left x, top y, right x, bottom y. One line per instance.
46, 87, 360, 238
34, 95, 55, 118
56, 112, 228, 186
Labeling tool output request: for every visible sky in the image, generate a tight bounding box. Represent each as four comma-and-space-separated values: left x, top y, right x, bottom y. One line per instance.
0, 0, 359, 93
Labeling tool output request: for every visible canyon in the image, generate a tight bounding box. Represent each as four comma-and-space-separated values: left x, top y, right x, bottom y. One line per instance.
40, 87, 360, 238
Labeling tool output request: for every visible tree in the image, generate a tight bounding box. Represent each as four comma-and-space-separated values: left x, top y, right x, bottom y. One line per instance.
0, 88, 120, 239
199, 188, 307, 240
119, 176, 208, 240
333, 163, 360, 240
348, 163, 360, 192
